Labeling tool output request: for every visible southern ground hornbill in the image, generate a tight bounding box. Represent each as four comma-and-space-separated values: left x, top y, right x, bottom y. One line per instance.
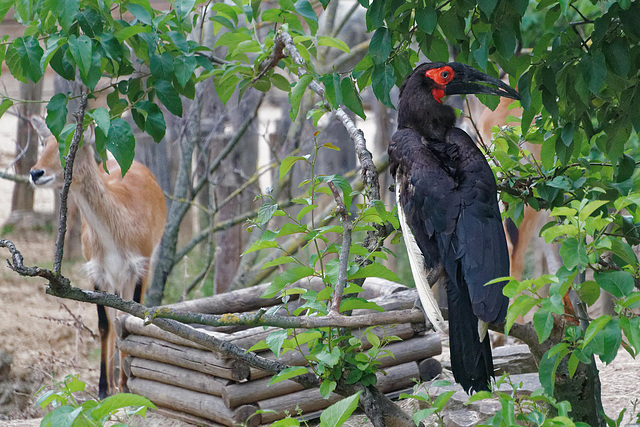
388, 62, 520, 393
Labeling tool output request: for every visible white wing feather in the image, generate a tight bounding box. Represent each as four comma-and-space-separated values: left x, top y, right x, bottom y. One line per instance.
396, 177, 445, 332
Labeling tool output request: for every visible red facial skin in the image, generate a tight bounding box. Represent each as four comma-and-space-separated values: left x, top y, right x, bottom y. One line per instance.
425, 66, 455, 103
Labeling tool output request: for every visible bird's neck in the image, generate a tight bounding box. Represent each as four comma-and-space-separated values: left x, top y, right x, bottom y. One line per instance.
397, 93, 457, 142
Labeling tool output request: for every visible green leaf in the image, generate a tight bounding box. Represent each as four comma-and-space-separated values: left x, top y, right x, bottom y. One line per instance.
415, 4, 437, 34
126, 3, 152, 24
51, 0, 79, 32
114, 24, 151, 42
609, 238, 638, 267
505, 294, 540, 334
317, 346, 341, 368
558, 238, 588, 270
576, 280, 600, 307
271, 74, 291, 92
266, 329, 289, 358
340, 78, 365, 119
477, 0, 497, 17
243, 239, 279, 255
539, 345, 567, 395
581, 51, 607, 95
268, 366, 309, 385
271, 418, 300, 427
371, 63, 395, 108
136, 101, 166, 143
339, 298, 384, 313
433, 390, 455, 410
67, 34, 92, 78
320, 73, 342, 109
50, 405, 83, 426
91, 393, 156, 420
297, 204, 318, 221
578, 200, 608, 221
0, 0, 13, 22
257, 203, 278, 225
280, 155, 308, 180
103, 118, 135, 176
0, 98, 13, 118
289, 74, 313, 120
619, 316, 640, 354
319, 392, 361, 427
594, 271, 635, 298
152, 80, 183, 117
46, 93, 68, 137
582, 315, 611, 349
369, 27, 392, 65
599, 318, 621, 364
319, 380, 337, 400
13, 36, 44, 83
604, 38, 630, 77
348, 263, 400, 282
150, 52, 174, 81
261, 267, 315, 298
465, 390, 493, 404
533, 308, 554, 343
366, 0, 385, 30
316, 174, 353, 210
318, 36, 350, 53
87, 108, 111, 138
414, 408, 438, 424
294, 0, 318, 34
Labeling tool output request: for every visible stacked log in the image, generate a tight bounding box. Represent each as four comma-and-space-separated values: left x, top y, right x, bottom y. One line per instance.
117, 279, 441, 425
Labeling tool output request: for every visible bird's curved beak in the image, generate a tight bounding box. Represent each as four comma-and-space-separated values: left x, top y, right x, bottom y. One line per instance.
445, 63, 520, 100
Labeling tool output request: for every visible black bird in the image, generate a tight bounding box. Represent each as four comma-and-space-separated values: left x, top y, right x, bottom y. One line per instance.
389, 62, 520, 393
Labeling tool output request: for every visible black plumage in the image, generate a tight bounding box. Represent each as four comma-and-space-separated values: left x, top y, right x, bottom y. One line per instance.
389, 62, 518, 393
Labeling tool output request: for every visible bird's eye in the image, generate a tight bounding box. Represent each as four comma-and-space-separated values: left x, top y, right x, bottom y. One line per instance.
441, 71, 450, 80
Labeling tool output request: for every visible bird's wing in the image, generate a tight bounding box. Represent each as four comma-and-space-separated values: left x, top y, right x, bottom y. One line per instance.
390, 128, 460, 332
446, 128, 510, 327
396, 183, 445, 332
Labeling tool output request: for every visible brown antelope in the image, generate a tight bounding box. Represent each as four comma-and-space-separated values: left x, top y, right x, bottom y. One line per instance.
29, 117, 167, 398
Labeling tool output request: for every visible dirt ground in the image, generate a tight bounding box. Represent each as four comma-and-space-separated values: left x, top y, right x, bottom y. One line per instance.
0, 101, 638, 425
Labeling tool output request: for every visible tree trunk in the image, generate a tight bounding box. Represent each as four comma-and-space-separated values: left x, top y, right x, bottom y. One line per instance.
213, 90, 261, 294
10, 81, 42, 214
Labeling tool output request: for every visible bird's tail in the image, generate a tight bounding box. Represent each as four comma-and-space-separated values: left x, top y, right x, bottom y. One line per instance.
447, 283, 494, 393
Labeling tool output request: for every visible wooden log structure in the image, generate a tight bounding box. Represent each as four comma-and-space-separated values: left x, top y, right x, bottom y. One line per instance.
118, 335, 250, 381
127, 377, 260, 427
224, 333, 441, 407
257, 361, 421, 424
117, 279, 443, 426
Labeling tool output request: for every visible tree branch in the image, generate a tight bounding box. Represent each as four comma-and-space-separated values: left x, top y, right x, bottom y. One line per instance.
53, 92, 88, 276
0, 171, 30, 184
328, 181, 352, 314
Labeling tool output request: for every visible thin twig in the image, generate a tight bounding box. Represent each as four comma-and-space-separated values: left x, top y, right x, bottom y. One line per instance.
53, 93, 88, 275
0, 171, 30, 184
192, 92, 265, 196
328, 182, 352, 314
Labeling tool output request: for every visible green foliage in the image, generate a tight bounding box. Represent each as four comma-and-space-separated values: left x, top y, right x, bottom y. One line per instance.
400, 380, 455, 425
36, 374, 156, 426
246, 138, 400, 402
4, 0, 640, 423
465, 374, 591, 427
1, 0, 209, 170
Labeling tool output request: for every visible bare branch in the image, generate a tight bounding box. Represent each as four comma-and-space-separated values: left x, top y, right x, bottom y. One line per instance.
328, 181, 352, 314
53, 92, 88, 276
0, 171, 30, 184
